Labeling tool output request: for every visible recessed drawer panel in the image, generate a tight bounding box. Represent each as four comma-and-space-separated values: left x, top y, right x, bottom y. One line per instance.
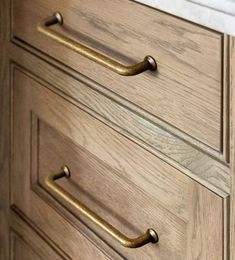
12, 0, 223, 150
12, 68, 225, 259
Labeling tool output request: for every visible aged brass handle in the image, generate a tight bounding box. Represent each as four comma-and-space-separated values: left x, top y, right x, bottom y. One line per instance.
37, 12, 157, 76
45, 166, 158, 248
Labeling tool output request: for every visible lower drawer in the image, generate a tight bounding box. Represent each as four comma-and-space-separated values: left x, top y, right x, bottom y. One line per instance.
11, 67, 226, 259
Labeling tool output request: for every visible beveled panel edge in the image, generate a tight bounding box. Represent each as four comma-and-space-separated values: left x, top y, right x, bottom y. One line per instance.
223, 195, 230, 260
222, 35, 231, 163
9, 205, 68, 259
29, 112, 124, 260
10, 228, 44, 260
10, 62, 230, 197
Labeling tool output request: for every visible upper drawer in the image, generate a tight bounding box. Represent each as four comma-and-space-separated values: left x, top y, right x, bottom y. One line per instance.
12, 0, 223, 150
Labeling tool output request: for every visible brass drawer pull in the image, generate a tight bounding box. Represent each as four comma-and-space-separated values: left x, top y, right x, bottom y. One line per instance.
37, 13, 157, 76
45, 166, 158, 248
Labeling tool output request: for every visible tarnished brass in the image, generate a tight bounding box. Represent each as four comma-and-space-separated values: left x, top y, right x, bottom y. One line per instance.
37, 12, 157, 76
45, 166, 159, 248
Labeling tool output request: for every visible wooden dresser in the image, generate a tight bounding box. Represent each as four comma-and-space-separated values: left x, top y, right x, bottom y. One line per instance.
1, 0, 235, 259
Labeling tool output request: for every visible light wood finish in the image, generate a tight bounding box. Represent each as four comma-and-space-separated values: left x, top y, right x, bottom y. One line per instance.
0, 0, 10, 259
11, 67, 226, 259
9, 43, 230, 195
230, 36, 235, 260
0, 0, 234, 259
12, 0, 224, 151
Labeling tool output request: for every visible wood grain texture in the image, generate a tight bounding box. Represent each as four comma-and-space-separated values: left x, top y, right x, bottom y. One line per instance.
9, 44, 230, 196
10, 211, 63, 260
6, 0, 233, 258
11, 233, 42, 260
11, 74, 120, 260
186, 184, 225, 259
37, 117, 185, 259
11, 67, 226, 259
0, 0, 10, 259
12, 0, 224, 150
10, 202, 113, 260
230, 36, 235, 260
222, 35, 231, 163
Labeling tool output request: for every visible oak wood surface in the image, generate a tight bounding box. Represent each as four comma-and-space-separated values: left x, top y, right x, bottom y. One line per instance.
11, 67, 225, 259
10, 210, 63, 260
230, 36, 235, 260
9, 43, 230, 195
12, 0, 224, 151
0, 0, 233, 258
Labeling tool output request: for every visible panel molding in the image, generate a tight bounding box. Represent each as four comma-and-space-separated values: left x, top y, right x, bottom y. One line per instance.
222, 35, 231, 162
10, 229, 44, 260
9, 61, 230, 196
10, 35, 227, 157
29, 113, 124, 260
10, 206, 68, 260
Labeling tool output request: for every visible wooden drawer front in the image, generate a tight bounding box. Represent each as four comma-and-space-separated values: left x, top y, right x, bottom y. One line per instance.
11, 68, 225, 259
13, 0, 223, 150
